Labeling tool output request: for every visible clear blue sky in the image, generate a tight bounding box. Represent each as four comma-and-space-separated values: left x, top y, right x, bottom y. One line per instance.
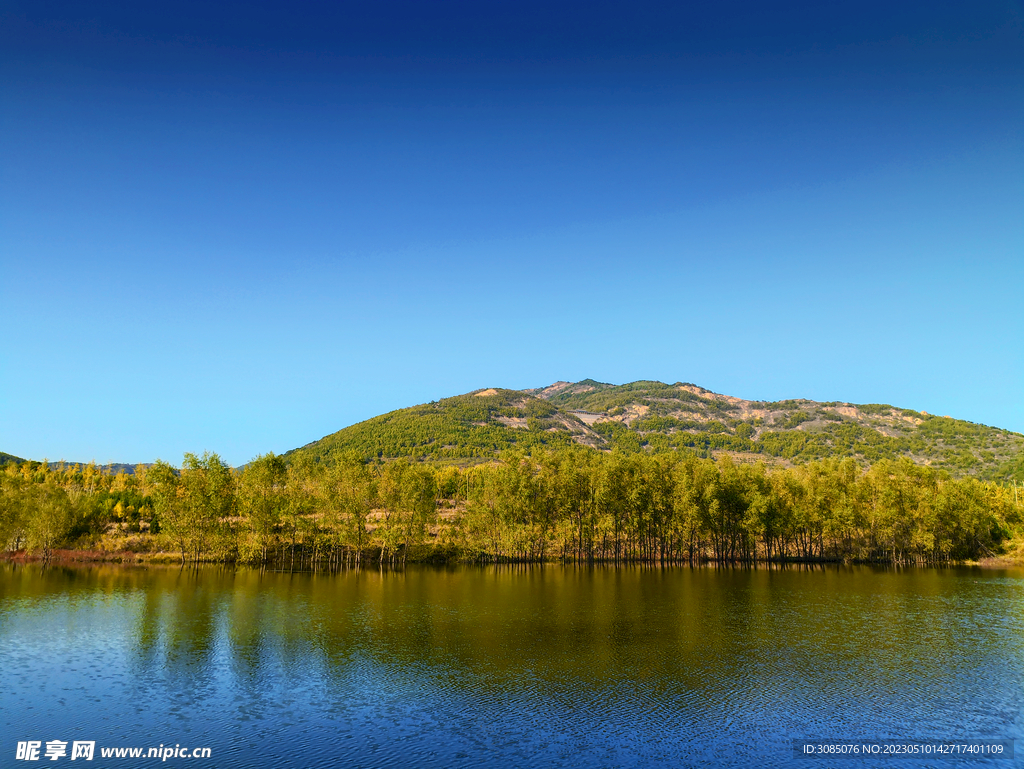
2, 1, 1022, 467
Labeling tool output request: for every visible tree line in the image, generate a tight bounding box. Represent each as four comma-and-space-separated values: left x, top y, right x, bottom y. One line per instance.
1, 448, 1020, 566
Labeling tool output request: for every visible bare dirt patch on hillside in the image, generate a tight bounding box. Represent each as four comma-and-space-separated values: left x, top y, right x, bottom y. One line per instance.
495, 416, 528, 430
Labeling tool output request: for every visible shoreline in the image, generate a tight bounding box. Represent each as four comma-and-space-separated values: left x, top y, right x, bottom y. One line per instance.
4, 548, 1021, 569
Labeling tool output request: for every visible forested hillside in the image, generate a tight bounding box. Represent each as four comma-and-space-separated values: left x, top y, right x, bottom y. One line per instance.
288, 380, 1024, 481
5, 377, 1023, 566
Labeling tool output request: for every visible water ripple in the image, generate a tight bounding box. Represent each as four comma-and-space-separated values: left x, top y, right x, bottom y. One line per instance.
1, 563, 1021, 768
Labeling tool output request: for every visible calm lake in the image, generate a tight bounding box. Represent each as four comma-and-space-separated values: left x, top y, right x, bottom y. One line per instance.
1, 563, 1021, 768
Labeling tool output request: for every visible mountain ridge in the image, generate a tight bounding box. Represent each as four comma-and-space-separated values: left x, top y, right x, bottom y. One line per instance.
286, 379, 1024, 480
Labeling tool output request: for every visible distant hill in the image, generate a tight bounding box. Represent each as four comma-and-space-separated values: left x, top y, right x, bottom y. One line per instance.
0, 455, 146, 475
286, 380, 1024, 480
46, 462, 149, 475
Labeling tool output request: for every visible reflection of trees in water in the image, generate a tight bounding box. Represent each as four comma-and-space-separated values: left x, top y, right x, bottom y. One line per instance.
2, 563, 1014, 723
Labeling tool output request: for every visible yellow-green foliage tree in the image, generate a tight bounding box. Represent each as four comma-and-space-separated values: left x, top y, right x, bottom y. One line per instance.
150, 453, 234, 565
320, 455, 376, 566
23, 483, 74, 559
237, 453, 287, 565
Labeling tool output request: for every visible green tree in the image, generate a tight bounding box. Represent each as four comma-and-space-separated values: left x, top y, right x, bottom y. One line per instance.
321, 456, 375, 566
0, 472, 28, 551
24, 483, 74, 559
151, 453, 234, 565
237, 453, 286, 564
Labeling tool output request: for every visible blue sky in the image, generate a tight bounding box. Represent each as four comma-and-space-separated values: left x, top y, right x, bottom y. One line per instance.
2, 1, 1022, 466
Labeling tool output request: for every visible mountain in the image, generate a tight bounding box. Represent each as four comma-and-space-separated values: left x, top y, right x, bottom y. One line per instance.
286, 380, 1024, 480
0, 451, 26, 466
45, 462, 149, 475
0, 455, 147, 474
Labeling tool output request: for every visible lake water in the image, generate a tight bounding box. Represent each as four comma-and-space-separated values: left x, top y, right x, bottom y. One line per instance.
1, 563, 1021, 768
